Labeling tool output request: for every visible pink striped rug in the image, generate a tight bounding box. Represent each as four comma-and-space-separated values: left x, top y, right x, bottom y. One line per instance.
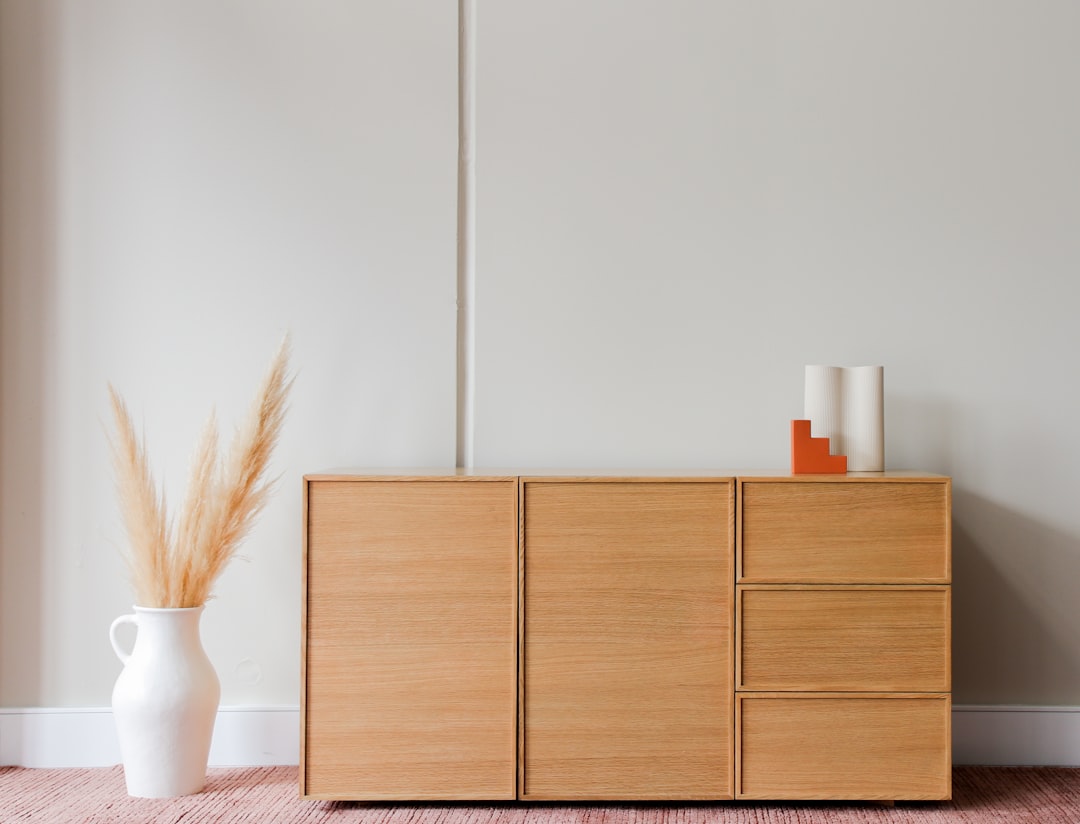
1, 766, 1078, 823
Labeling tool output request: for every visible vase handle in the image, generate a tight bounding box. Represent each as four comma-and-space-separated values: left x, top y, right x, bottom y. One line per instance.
109, 614, 138, 665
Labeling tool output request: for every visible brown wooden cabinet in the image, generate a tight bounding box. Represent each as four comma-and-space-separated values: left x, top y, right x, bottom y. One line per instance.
736, 475, 952, 801
302, 470, 950, 802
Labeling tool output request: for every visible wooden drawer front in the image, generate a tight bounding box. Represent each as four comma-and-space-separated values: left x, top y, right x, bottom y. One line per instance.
738, 586, 950, 692
523, 481, 733, 800
737, 694, 951, 800
740, 481, 950, 583
304, 480, 518, 800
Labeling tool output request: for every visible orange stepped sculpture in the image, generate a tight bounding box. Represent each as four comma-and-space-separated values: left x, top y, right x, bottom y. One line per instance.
790, 419, 847, 474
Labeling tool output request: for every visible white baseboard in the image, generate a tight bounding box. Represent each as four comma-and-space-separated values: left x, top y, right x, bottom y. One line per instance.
0, 706, 298, 768
3, 705, 1079, 769
952, 705, 1080, 766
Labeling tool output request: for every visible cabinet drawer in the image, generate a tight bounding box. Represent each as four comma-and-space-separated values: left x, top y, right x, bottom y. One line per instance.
737, 586, 950, 691
739, 480, 950, 583
737, 694, 951, 800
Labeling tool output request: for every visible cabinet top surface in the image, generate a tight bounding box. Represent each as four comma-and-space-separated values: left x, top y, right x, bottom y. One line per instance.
304, 468, 949, 482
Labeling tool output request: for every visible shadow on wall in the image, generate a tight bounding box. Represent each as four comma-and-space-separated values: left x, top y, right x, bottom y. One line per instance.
0, 0, 60, 706
889, 395, 1080, 705
952, 490, 1080, 706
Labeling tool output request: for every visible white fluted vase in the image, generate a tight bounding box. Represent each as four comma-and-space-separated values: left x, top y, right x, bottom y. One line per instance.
109, 606, 220, 798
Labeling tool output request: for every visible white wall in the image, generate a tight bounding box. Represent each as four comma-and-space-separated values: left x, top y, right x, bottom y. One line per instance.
2, 0, 1080, 716
476, 0, 1080, 705
0, 0, 457, 706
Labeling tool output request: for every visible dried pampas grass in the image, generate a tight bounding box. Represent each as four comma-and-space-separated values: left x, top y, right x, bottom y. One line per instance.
108, 338, 293, 608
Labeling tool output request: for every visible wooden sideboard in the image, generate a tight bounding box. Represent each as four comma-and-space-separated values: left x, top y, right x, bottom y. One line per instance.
302, 470, 951, 802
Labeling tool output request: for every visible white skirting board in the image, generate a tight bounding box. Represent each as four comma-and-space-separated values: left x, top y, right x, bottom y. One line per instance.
2, 705, 1080, 768
0, 706, 298, 768
951, 705, 1080, 766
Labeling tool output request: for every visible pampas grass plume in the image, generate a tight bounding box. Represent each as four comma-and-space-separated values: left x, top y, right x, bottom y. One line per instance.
108, 338, 292, 608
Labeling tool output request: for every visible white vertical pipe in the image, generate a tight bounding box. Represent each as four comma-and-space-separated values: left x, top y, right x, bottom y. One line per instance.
456, 0, 476, 469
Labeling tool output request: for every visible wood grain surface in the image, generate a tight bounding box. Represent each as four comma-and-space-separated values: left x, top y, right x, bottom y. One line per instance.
739, 480, 950, 583
521, 481, 733, 800
737, 586, 950, 691
737, 693, 951, 800
303, 479, 517, 800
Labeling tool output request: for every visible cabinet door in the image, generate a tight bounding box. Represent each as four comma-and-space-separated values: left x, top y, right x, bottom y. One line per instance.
522, 480, 733, 800
303, 479, 518, 799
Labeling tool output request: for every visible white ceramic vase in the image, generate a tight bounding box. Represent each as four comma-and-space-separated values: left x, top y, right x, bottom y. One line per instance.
109, 605, 220, 798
